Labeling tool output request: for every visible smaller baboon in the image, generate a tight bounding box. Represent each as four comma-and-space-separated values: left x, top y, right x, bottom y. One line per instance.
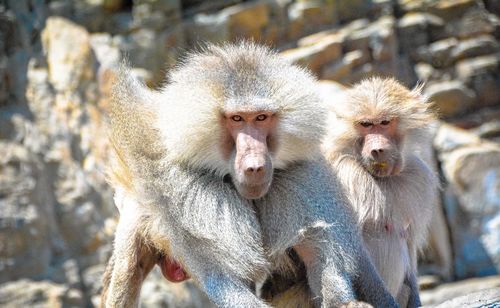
322, 77, 438, 308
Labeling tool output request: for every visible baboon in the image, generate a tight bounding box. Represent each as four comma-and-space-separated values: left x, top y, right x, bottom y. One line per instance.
101, 43, 397, 307
322, 77, 438, 307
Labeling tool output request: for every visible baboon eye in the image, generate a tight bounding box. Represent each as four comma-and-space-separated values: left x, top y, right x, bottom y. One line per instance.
256, 114, 267, 121
359, 121, 373, 128
381, 120, 391, 126
231, 115, 243, 122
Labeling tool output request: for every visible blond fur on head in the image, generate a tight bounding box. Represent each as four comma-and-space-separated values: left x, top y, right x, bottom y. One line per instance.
323, 77, 434, 158
154, 42, 326, 176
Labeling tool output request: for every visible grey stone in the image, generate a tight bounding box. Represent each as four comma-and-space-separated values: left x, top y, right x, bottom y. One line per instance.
452, 35, 499, 62
397, 12, 445, 56
0, 142, 53, 284
424, 80, 475, 117
0, 279, 84, 307
456, 54, 500, 81
416, 38, 457, 68
41, 17, 96, 93
433, 287, 500, 308
435, 124, 500, 279
421, 275, 500, 306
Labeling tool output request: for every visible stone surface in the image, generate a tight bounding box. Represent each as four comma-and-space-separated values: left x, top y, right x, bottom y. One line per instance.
41, 17, 96, 93
432, 287, 500, 308
424, 80, 475, 117
435, 124, 500, 279
452, 35, 499, 62
421, 275, 500, 306
0, 279, 84, 307
0, 142, 53, 284
280, 35, 343, 75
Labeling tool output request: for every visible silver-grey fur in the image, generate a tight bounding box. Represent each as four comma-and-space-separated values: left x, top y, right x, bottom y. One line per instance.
102, 43, 397, 307
323, 77, 438, 308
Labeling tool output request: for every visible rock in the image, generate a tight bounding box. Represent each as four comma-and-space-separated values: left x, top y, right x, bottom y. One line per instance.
418, 275, 442, 290
287, 0, 335, 37
428, 0, 479, 21
420, 275, 500, 306
432, 287, 500, 308
321, 50, 370, 82
452, 35, 499, 62
0, 142, 54, 284
41, 17, 96, 93
435, 124, 500, 279
82, 264, 105, 299
280, 35, 343, 76
456, 53, 499, 78
185, 13, 230, 45
223, 1, 270, 41
397, 13, 445, 56
473, 120, 500, 141
333, 0, 372, 23
0, 279, 84, 307
450, 8, 498, 39
415, 62, 435, 81
344, 16, 395, 53
424, 80, 475, 117
416, 37, 457, 68
132, 0, 181, 29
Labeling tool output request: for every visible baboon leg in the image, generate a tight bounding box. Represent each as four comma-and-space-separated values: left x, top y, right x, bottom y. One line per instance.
102, 216, 157, 308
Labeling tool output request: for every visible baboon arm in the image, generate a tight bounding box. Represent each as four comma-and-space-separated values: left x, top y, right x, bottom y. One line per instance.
294, 242, 356, 307
355, 247, 399, 308
102, 210, 156, 308
196, 272, 270, 308
403, 271, 421, 308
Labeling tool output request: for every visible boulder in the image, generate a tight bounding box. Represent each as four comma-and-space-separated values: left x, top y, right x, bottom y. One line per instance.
433, 287, 500, 308
0, 279, 84, 307
421, 275, 500, 306
41, 17, 96, 93
424, 80, 475, 117
435, 124, 500, 279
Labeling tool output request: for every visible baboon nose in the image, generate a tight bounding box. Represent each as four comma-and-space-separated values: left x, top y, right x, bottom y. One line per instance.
245, 165, 264, 175
371, 149, 384, 158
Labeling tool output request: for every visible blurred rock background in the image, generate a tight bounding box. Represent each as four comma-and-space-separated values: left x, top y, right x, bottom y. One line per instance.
0, 0, 499, 307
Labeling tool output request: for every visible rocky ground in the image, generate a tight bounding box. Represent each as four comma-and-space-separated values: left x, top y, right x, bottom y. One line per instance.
0, 0, 499, 307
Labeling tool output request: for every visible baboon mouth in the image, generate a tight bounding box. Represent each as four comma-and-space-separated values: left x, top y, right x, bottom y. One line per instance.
237, 182, 271, 200
368, 161, 393, 177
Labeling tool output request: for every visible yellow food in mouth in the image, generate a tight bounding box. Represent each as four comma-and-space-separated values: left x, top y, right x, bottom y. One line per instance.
372, 162, 387, 169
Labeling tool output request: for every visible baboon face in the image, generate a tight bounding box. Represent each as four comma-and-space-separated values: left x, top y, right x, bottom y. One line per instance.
223, 111, 276, 199
356, 118, 402, 177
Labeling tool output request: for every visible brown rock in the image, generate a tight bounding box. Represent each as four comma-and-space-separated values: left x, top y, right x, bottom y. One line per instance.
0, 279, 84, 307
280, 35, 343, 76
452, 35, 499, 62
41, 17, 95, 92
424, 80, 475, 117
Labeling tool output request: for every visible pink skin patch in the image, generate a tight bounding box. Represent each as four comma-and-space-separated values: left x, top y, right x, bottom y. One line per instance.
159, 257, 189, 282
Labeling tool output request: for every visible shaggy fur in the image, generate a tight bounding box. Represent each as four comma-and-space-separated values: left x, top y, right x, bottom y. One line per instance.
323, 77, 438, 308
102, 44, 397, 307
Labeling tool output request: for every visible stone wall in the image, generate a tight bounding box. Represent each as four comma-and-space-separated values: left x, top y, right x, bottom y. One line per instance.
0, 0, 499, 306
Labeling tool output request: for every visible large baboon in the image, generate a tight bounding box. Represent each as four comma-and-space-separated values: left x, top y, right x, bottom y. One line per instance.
323, 77, 438, 307
101, 43, 397, 307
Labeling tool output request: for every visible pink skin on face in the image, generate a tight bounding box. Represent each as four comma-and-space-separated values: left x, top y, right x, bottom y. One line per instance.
224, 111, 276, 199
357, 119, 402, 177
158, 112, 277, 284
